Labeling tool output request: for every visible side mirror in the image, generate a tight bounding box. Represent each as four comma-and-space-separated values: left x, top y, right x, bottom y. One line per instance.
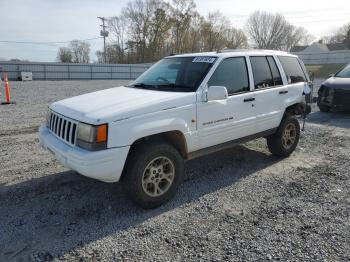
328, 73, 335, 78
206, 86, 228, 101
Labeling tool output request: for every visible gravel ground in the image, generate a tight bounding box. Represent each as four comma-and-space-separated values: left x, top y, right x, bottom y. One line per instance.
1, 80, 350, 261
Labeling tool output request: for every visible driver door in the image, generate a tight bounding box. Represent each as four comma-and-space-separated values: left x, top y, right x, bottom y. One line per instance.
197, 56, 256, 149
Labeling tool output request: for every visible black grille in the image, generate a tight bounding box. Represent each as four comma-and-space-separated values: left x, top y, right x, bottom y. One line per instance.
48, 112, 77, 146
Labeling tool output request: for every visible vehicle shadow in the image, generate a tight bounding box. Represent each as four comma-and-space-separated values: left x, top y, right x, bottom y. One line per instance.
307, 111, 350, 129
0, 144, 281, 261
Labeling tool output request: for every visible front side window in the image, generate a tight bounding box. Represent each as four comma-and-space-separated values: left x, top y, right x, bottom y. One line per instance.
208, 57, 249, 95
278, 56, 306, 84
130, 57, 216, 92
336, 64, 350, 78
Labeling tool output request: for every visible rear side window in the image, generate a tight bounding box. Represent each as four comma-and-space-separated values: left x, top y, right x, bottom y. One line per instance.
250, 56, 274, 89
278, 56, 306, 84
208, 57, 249, 95
267, 56, 283, 86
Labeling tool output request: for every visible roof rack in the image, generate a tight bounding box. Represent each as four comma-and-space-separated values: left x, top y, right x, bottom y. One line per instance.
217, 49, 251, 53
217, 49, 286, 53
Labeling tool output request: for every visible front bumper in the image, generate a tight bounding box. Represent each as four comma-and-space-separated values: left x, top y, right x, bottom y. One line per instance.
318, 87, 350, 111
39, 125, 130, 183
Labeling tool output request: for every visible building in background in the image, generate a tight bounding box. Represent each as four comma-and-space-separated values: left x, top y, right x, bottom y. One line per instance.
292, 41, 350, 65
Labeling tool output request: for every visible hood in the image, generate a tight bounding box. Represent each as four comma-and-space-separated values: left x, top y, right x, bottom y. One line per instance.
323, 77, 350, 89
50, 86, 196, 125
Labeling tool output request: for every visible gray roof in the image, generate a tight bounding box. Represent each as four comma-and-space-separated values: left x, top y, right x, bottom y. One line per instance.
290, 46, 307, 52
292, 42, 349, 53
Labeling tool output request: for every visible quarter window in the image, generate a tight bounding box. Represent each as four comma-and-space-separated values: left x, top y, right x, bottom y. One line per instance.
278, 56, 306, 84
208, 57, 249, 95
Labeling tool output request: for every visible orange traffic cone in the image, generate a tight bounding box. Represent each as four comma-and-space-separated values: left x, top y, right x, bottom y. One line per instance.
1, 72, 15, 105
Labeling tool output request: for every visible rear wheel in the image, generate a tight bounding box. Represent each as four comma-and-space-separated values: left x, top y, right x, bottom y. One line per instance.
123, 140, 184, 209
267, 115, 300, 157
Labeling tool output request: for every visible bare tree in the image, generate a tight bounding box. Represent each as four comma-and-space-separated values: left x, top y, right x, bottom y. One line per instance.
284, 27, 315, 51
56, 47, 73, 63
122, 0, 153, 62
96, 0, 251, 63
322, 23, 350, 45
345, 25, 350, 49
69, 40, 90, 63
187, 13, 203, 52
147, 1, 172, 60
199, 12, 229, 51
246, 11, 311, 51
246, 11, 294, 50
170, 0, 197, 53
223, 28, 248, 49
96, 44, 123, 63
198, 12, 248, 52
108, 16, 128, 63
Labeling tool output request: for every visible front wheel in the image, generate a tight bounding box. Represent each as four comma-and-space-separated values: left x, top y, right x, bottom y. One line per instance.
267, 115, 300, 157
123, 141, 184, 209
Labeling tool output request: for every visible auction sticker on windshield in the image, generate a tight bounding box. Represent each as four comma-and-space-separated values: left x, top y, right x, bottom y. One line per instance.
192, 57, 216, 63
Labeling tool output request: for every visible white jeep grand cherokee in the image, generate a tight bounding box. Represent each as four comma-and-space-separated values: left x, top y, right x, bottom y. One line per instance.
39, 50, 312, 208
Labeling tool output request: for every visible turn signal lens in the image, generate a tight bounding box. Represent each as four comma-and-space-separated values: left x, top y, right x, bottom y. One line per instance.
96, 124, 107, 142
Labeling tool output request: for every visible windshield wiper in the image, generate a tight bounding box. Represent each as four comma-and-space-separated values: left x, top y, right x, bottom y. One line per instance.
156, 83, 191, 90
130, 83, 156, 89
130, 82, 191, 91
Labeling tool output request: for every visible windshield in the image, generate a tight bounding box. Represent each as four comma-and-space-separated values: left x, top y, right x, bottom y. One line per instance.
335, 64, 350, 78
129, 56, 216, 92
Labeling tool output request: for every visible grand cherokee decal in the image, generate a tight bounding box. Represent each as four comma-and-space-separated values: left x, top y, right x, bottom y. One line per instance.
202, 116, 233, 126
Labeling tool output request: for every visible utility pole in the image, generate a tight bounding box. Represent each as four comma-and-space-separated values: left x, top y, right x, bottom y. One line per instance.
97, 16, 109, 64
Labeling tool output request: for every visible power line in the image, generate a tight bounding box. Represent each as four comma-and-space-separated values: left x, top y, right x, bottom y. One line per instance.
230, 13, 350, 23
0, 37, 102, 45
292, 17, 350, 24
284, 12, 350, 20
228, 14, 350, 27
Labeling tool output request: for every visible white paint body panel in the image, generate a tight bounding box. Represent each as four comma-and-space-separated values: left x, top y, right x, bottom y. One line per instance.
39, 50, 308, 183
196, 92, 256, 148
38, 125, 129, 182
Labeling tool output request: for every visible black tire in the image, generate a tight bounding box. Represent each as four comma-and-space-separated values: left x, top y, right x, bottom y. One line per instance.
123, 140, 184, 209
267, 115, 300, 157
318, 105, 330, 112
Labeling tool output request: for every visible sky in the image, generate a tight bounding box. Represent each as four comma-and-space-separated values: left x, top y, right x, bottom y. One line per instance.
0, 0, 349, 62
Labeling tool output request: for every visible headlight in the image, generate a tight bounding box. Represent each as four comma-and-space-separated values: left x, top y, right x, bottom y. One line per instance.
76, 122, 108, 151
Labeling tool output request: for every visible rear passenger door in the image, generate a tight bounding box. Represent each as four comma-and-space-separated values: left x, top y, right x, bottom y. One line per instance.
249, 56, 287, 133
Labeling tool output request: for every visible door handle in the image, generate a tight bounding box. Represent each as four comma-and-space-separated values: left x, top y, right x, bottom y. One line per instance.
279, 90, 288, 94
244, 97, 255, 102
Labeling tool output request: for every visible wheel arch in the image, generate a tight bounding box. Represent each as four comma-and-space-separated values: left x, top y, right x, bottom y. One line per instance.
284, 102, 307, 117
119, 130, 189, 181
130, 130, 188, 158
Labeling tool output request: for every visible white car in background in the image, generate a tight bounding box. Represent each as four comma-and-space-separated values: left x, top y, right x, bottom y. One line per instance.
39, 50, 312, 208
